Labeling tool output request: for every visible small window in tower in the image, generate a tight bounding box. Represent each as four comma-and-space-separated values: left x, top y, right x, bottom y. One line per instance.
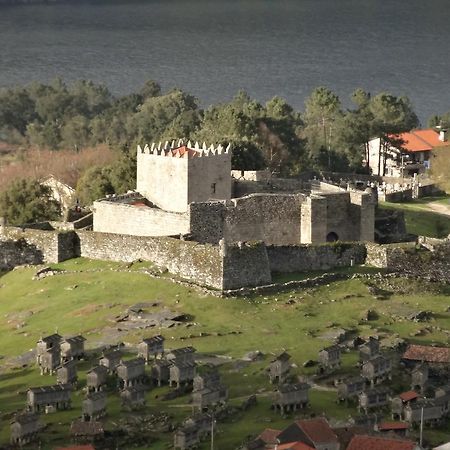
211, 183, 216, 194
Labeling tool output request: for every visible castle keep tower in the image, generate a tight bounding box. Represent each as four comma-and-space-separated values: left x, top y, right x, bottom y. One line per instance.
137, 140, 232, 213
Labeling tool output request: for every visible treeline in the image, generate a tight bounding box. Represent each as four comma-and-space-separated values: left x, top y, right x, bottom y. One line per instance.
0, 78, 437, 205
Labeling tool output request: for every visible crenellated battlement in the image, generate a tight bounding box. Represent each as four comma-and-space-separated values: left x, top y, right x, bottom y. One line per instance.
137, 139, 231, 158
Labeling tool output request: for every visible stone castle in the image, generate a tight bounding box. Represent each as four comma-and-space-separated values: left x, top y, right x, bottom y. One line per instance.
93, 140, 375, 245
0, 140, 377, 291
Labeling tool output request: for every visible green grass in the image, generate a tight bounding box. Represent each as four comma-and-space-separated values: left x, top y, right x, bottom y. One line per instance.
379, 198, 450, 238
0, 258, 450, 448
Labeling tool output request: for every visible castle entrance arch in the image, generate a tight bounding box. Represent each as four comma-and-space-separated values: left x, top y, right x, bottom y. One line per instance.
326, 232, 339, 242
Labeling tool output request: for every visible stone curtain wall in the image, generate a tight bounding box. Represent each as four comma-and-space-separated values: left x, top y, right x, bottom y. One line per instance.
93, 201, 190, 237
77, 231, 224, 289
267, 243, 366, 273
222, 242, 272, 290
189, 194, 303, 245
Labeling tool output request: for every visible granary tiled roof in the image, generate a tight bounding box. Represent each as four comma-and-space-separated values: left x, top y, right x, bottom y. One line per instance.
403, 344, 450, 363
347, 435, 417, 450
169, 346, 196, 356
70, 420, 104, 437
29, 384, 72, 394
272, 351, 291, 362
143, 334, 165, 344
321, 345, 341, 353
118, 357, 145, 368
86, 391, 107, 402
87, 365, 108, 375
295, 418, 338, 445
39, 333, 62, 344
101, 350, 121, 360
63, 335, 86, 344
171, 360, 196, 369
399, 391, 419, 402
11, 412, 39, 425
278, 383, 310, 394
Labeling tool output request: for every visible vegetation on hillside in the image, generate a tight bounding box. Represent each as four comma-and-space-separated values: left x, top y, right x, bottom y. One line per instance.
0, 260, 449, 448
0, 79, 423, 202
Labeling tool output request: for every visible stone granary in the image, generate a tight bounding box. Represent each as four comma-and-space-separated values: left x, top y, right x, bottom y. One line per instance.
39, 347, 61, 375
272, 383, 310, 414
36, 333, 62, 365
93, 140, 375, 247
82, 392, 107, 421
192, 371, 228, 409
166, 346, 196, 364
70, 420, 104, 442
183, 413, 212, 439
60, 335, 86, 362
120, 386, 146, 410
169, 360, 196, 387
411, 364, 429, 393
404, 398, 447, 425
137, 335, 165, 363
318, 345, 341, 372
86, 365, 108, 392
268, 352, 291, 384
359, 336, 380, 362
361, 355, 392, 385
391, 390, 420, 420
99, 349, 121, 373
10, 412, 41, 446
358, 386, 390, 413
117, 358, 146, 388
56, 360, 78, 385
336, 376, 366, 402
27, 384, 72, 413
151, 359, 171, 386
174, 423, 199, 450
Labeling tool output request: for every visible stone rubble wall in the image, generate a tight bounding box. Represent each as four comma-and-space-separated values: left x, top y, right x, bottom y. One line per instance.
266, 243, 366, 273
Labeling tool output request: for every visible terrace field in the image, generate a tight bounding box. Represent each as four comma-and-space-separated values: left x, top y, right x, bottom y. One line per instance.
0, 258, 449, 449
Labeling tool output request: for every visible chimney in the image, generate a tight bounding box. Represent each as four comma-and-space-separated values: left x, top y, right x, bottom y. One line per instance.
439, 129, 447, 142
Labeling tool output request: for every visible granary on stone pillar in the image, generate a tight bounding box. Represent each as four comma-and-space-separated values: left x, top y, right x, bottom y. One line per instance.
99, 349, 122, 373
272, 382, 310, 414
10, 412, 41, 446
117, 358, 146, 389
169, 360, 196, 388
27, 384, 72, 413
86, 365, 109, 392
39, 347, 61, 375
318, 345, 341, 372
358, 386, 390, 414
82, 392, 107, 421
137, 334, 165, 363
166, 346, 196, 365
60, 335, 86, 362
268, 352, 291, 384
56, 360, 78, 385
361, 355, 392, 385
151, 359, 171, 386
36, 333, 62, 365
336, 376, 366, 402
359, 336, 380, 363
120, 385, 147, 410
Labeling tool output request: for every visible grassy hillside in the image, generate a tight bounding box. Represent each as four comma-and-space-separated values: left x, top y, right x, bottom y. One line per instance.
0, 259, 449, 449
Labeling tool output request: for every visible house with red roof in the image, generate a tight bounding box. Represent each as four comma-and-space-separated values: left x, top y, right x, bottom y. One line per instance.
403, 344, 450, 366
367, 127, 450, 176
346, 434, 421, 450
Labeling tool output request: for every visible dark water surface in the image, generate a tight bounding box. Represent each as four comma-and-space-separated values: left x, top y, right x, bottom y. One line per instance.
1, 0, 449, 122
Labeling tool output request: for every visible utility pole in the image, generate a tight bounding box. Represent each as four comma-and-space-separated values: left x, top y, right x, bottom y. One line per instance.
419, 404, 424, 448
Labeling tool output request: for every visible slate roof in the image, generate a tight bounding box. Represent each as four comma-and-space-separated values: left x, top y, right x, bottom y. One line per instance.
278, 383, 310, 394
142, 334, 165, 344
378, 422, 409, 431
70, 420, 104, 436
347, 435, 417, 450
118, 358, 145, 368
11, 413, 39, 425
39, 333, 62, 344
272, 351, 291, 362
29, 384, 72, 394
62, 335, 86, 344
87, 365, 108, 375
168, 346, 196, 356
403, 344, 450, 363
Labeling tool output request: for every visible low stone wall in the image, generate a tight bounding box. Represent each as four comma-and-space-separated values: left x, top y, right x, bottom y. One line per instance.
0, 226, 71, 269
267, 243, 366, 273
378, 189, 413, 203
77, 230, 224, 289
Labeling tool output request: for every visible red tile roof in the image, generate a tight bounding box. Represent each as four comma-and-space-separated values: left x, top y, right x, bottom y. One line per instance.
378, 421, 410, 431
399, 391, 419, 402
278, 442, 315, 450
347, 435, 417, 450
390, 128, 450, 153
296, 418, 339, 444
257, 428, 281, 444
403, 344, 450, 363
169, 145, 200, 158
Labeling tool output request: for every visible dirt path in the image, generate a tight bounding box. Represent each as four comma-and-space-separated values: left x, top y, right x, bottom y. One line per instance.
426, 201, 450, 217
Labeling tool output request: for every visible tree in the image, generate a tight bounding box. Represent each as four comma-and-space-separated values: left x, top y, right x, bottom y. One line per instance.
0, 179, 61, 225
76, 166, 114, 206
230, 141, 266, 170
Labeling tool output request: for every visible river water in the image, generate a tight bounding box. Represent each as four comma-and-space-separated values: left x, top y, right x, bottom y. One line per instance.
0, 0, 449, 122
